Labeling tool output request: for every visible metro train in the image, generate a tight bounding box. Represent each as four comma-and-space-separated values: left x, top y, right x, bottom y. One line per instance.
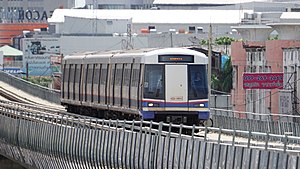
61, 47, 211, 126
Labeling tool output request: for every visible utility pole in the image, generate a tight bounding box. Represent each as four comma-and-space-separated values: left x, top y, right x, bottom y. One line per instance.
208, 24, 212, 105
293, 70, 299, 122
127, 23, 133, 49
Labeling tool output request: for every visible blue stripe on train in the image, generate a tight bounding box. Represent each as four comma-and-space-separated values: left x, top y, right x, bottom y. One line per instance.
142, 100, 209, 108
141, 111, 210, 120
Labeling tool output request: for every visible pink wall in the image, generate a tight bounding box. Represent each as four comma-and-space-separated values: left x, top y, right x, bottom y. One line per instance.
231, 40, 300, 114
265, 40, 300, 114
231, 41, 246, 112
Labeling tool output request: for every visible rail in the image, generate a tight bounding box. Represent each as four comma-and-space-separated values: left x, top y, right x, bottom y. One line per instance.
0, 100, 300, 168
212, 108, 300, 140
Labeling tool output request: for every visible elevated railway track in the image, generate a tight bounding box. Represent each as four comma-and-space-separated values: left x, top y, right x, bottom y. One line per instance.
0, 98, 300, 168
0, 73, 300, 168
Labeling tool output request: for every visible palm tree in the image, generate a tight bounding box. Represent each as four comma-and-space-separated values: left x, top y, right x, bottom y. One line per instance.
215, 36, 235, 54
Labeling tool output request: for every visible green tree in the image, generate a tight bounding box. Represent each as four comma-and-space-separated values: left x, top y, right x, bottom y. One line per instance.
215, 36, 235, 45
200, 39, 208, 46
211, 57, 232, 93
268, 34, 279, 40
215, 36, 235, 54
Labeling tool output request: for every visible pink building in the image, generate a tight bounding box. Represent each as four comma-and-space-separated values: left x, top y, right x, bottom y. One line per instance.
231, 40, 300, 115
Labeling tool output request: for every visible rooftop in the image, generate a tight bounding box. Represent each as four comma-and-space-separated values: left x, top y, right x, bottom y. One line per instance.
0, 45, 23, 56
48, 9, 252, 24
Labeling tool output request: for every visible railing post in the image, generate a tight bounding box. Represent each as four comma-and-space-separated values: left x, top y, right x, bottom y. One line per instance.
265, 132, 269, 151
204, 126, 208, 142
247, 130, 251, 148
284, 134, 288, 153
232, 129, 236, 147
189, 124, 195, 169
218, 127, 222, 144
177, 124, 183, 168
155, 121, 163, 168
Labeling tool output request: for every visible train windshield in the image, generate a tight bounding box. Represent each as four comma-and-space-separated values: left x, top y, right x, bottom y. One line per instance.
143, 65, 165, 100
188, 65, 208, 100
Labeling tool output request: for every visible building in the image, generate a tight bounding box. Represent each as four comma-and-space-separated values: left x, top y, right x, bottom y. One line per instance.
0, 0, 75, 23
0, 45, 23, 73
231, 12, 300, 116
48, 9, 250, 36
153, 0, 300, 11
85, 0, 155, 9
0, 0, 78, 47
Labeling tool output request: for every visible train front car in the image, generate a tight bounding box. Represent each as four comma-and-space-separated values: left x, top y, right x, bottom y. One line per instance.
141, 48, 211, 126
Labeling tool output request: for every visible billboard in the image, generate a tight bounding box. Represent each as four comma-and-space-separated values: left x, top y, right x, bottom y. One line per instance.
22, 38, 60, 76
243, 73, 284, 89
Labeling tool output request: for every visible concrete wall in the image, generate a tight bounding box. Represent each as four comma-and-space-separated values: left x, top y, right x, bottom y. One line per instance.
0, 71, 60, 104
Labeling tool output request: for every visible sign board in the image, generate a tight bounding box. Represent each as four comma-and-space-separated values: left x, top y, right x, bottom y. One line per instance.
22, 38, 60, 76
243, 73, 283, 89
279, 90, 292, 115
0, 9, 53, 22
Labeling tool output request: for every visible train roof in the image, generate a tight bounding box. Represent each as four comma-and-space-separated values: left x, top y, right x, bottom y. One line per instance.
63, 47, 208, 64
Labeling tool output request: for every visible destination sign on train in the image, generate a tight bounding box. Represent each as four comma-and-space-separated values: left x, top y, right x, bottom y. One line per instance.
158, 55, 194, 63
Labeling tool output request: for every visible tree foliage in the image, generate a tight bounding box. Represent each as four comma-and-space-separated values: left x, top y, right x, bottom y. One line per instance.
215, 36, 235, 45
22, 76, 52, 87
211, 57, 232, 93
268, 34, 279, 40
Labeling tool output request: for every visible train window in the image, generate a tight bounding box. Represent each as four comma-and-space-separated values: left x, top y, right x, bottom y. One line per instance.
143, 64, 165, 100
188, 65, 208, 100
100, 64, 107, 85
63, 64, 69, 83
69, 64, 75, 99
74, 64, 82, 100
87, 64, 94, 84
115, 64, 123, 86
123, 64, 131, 86
132, 66, 140, 87
69, 64, 75, 84
93, 64, 100, 85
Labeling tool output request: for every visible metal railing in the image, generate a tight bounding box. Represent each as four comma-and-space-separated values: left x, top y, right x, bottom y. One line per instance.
212, 108, 300, 140
0, 100, 300, 168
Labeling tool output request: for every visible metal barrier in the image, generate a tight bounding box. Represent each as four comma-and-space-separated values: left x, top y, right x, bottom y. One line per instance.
0, 100, 300, 168
0, 71, 60, 104
212, 108, 300, 141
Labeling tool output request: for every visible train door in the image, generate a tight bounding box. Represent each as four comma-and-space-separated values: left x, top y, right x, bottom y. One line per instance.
165, 65, 188, 110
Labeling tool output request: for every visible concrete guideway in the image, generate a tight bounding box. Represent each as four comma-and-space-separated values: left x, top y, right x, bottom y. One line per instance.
0, 81, 63, 109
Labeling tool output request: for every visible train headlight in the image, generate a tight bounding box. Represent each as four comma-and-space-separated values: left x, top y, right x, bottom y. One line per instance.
147, 102, 160, 107
195, 103, 205, 107
199, 103, 205, 107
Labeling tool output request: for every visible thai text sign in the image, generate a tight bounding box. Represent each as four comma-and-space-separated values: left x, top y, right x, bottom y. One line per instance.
243, 73, 283, 89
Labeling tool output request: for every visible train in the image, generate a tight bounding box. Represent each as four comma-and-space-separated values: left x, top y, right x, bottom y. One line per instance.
61, 47, 211, 126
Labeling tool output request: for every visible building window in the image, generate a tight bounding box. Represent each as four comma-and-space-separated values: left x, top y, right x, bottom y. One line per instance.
189, 26, 196, 33
107, 20, 113, 25
98, 4, 125, 9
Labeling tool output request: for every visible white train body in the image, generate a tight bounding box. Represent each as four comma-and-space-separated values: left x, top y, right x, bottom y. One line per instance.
61, 48, 209, 125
